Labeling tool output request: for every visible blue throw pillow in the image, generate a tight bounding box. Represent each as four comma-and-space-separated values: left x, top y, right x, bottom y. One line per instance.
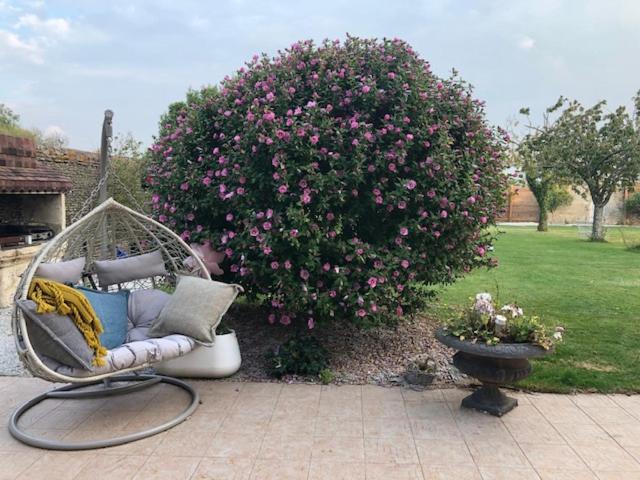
75, 286, 129, 349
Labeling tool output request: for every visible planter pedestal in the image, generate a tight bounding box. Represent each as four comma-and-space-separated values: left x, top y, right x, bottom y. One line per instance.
437, 330, 552, 417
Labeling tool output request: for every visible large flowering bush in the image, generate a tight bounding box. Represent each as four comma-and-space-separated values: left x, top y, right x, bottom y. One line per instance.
147, 37, 507, 329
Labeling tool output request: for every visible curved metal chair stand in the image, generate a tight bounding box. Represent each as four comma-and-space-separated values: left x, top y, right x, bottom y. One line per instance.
9, 374, 199, 450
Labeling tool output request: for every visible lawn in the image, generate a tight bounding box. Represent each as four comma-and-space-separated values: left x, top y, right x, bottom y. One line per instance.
433, 225, 640, 393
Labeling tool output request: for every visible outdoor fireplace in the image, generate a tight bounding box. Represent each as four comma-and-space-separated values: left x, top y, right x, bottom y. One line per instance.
0, 134, 71, 307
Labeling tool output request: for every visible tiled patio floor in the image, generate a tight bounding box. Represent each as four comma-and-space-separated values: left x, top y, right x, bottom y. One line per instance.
0, 377, 639, 479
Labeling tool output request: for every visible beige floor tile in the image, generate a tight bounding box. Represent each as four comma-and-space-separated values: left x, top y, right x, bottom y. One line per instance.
505, 420, 566, 445
364, 416, 413, 437
172, 410, 225, 433
441, 388, 473, 404
16, 451, 92, 480
191, 457, 253, 480
584, 406, 638, 425
573, 441, 640, 472
314, 416, 363, 437
422, 464, 482, 480
501, 405, 547, 424
535, 404, 595, 425
218, 413, 271, 436
198, 393, 239, 412
240, 382, 283, 398
477, 466, 541, 479
27, 406, 93, 430
466, 439, 531, 468
279, 384, 322, 402
410, 418, 463, 440
317, 399, 362, 419
537, 470, 598, 480
599, 422, 640, 447
406, 401, 454, 420
155, 428, 217, 457
308, 461, 365, 480
366, 462, 425, 479
267, 416, 316, 436
258, 434, 313, 460
230, 395, 278, 416
402, 388, 445, 403
272, 398, 319, 419
571, 394, 617, 409
553, 422, 613, 446
0, 451, 42, 480
312, 436, 365, 462
594, 472, 640, 480
362, 399, 407, 418
320, 385, 362, 402
74, 454, 148, 480
608, 395, 640, 413
519, 443, 588, 471
14, 399, 63, 428
629, 446, 640, 463
191, 381, 243, 396
206, 432, 264, 459
364, 436, 419, 464
249, 459, 309, 480
414, 439, 474, 466
99, 430, 166, 456
132, 455, 201, 480
362, 385, 404, 402
67, 409, 141, 431
0, 426, 58, 453
453, 411, 512, 440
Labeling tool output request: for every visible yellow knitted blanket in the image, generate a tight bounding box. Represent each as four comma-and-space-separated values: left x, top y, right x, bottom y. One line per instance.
28, 278, 107, 366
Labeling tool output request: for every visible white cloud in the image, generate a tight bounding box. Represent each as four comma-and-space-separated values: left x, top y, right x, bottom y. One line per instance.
517, 35, 535, 50
15, 14, 71, 36
0, 30, 43, 64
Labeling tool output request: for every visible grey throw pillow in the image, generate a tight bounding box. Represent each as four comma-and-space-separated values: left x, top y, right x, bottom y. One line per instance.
94, 250, 168, 286
128, 289, 171, 328
149, 276, 243, 344
35, 257, 85, 284
17, 299, 94, 371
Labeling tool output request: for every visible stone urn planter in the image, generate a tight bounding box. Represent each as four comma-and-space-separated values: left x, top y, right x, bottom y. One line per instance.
436, 329, 552, 416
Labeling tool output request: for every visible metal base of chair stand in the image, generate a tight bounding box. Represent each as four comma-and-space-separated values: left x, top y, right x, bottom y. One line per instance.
9, 374, 199, 451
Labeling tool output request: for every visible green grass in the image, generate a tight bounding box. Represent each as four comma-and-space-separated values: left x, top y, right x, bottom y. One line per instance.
433, 226, 640, 393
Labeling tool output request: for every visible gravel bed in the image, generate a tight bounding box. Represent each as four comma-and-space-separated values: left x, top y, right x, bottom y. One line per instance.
0, 303, 467, 387
224, 304, 468, 387
0, 307, 28, 377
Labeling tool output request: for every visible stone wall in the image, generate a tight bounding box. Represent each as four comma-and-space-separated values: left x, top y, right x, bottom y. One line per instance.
36, 145, 100, 221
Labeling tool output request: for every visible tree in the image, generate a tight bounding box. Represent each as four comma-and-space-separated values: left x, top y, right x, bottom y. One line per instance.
148, 37, 508, 329
0, 104, 20, 128
552, 93, 640, 241
108, 133, 150, 212
517, 99, 571, 231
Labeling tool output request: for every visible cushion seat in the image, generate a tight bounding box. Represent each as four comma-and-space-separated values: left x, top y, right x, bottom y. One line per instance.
42, 334, 197, 378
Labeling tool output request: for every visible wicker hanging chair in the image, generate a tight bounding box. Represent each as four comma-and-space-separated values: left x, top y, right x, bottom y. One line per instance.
9, 198, 212, 450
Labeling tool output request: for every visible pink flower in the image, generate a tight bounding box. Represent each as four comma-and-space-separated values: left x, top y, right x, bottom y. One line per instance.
362, 85, 371, 93
263, 111, 275, 121
367, 277, 378, 288
400, 259, 410, 269
290, 229, 299, 237
186, 213, 195, 221
322, 263, 331, 271
406, 133, 414, 141
476, 246, 486, 256
427, 189, 436, 198
396, 306, 404, 316
357, 309, 367, 317
310, 135, 320, 145
387, 72, 396, 79
467, 195, 476, 204
398, 201, 407, 209
329, 290, 337, 298
299, 269, 309, 281
480, 216, 488, 224
226, 213, 234, 221
278, 184, 288, 194
268, 313, 276, 324
284, 260, 292, 269
263, 221, 272, 231
180, 182, 189, 191
400, 227, 409, 236
440, 210, 448, 218
280, 315, 291, 325
405, 179, 417, 190
151, 194, 160, 204
270, 261, 279, 269
250, 227, 259, 237
326, 212, 335, 221
158, 214, 167, 223
263, 246, 272, 255
307, 317, 315, 329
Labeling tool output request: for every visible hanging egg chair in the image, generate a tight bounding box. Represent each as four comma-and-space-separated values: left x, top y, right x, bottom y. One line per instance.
9, 198, 215, 450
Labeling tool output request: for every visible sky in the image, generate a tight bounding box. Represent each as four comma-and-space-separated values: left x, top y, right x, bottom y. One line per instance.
1, 0, 639, 151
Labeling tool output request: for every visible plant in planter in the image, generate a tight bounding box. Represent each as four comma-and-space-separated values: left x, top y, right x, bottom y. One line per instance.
156, 321, 242, 378
437, 293, 563, 416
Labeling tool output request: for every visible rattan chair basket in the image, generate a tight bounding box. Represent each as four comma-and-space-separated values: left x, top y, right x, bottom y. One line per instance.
9, 198, 211, 450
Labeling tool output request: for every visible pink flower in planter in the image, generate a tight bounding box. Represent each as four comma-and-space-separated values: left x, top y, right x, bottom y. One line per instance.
405, 179, 417, 190
367, 277, 378, 288
284, 260, 292, 269
400, 259, 410, 269
263, 246, 272, 255
278, 184, 288, 194
263, 221, 272, 231
250, 227, 259, 237
270, 261, 279, 269
310, 135, 320, 145
400, 227, 409, 236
